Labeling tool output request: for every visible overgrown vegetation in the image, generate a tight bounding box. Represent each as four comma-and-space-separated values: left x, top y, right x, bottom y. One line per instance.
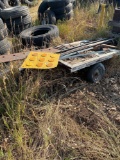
0, 1, 120, 160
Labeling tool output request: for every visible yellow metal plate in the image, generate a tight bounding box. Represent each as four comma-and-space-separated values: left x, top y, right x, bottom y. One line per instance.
21, 51, 60, 69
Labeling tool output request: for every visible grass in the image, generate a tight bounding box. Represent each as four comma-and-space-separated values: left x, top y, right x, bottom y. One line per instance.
0, 70, 120, 159
0, 1, 120, 160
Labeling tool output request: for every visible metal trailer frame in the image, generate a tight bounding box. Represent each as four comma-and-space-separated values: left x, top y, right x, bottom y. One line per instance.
0, 38, 119, 74
59, 50, 118, 73
56, 39, 119, 73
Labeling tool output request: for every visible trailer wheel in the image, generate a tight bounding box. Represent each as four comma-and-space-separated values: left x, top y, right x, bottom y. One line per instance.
87, 63, 105, 83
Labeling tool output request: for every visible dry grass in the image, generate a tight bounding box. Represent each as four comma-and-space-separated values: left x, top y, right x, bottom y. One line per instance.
29, 0, 42, 22
0, 1, 120, 160
57, 3, 114, 43
0, 67, 120, 160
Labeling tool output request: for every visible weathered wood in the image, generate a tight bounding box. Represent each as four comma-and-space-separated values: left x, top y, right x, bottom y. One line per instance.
101, 44, 117, 49
59, 50, 119, 73
60, 47, 93, 60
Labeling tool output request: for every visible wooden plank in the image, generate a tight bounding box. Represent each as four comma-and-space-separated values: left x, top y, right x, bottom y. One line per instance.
59, 60, 72, 68
59, 50, 118, 72
70, 51, 118, 72
55, 41, 82, 49
101, 44, 117, 49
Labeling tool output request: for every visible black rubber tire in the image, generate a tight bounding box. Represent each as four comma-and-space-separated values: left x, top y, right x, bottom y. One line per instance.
0, 38, 8, 48
108, 20, 120, 33
72, 0, 76, 9
0, 43, 11, 55
52, 3, 73, 15
0, 38, 11, 55
0, 18, 5, 29
87, 63, 105, 83
0, 27, 8, 40
112, 26, 120, 33
8, 0, 21, 6
13, 0, 21, 6
114, 8, 120, 14
8, 23, 32, 34
113, 13, 120, 22
47, 0, 73, 8
0, 6, 30, 20
0, 1, 6, 9
38, 1, 49, 19
5, 15, 32, 28
19, 25, 59, 47
40, 10, 56, 24
56, 10, 74, 20
24, 0, 38, 6
2, 0, 10, 8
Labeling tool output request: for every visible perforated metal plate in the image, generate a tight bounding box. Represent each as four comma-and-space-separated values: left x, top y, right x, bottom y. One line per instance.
21, 51, 60, 69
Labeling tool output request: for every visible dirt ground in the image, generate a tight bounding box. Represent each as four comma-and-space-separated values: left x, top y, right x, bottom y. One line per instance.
56, 57, 120, 130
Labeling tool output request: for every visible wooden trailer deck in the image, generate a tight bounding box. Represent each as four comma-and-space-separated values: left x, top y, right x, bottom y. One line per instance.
56, 39, 119, 72
59, 49, 118, 72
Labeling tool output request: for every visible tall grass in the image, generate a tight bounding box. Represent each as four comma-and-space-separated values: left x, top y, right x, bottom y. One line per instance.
57, 2, 114, 43
0, 64, 120, 160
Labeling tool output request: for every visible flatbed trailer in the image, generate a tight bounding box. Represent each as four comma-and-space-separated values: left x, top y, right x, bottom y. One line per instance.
55, 39, 119, 82
0, 38, 119, 82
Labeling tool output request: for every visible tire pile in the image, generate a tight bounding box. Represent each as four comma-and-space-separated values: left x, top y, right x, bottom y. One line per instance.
0, 0, 38, 9
0, 0, 20, 9
21, 0, 38, 7
0, 6, 32, 35
38, 0, 76, 24
108, 8, 120, 34
0, 18, 11, 55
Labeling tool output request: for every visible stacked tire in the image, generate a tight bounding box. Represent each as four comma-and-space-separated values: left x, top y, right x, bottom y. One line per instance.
0, 0, 20, 9
0, 6, 32, 35
108, 8, 120, 34
0, 0, 7, 9
0, 18, 11, 55
47, 0, 74, 21
38, 0, 76, 24
21, 0, 38, 7
8, 0, 21, 6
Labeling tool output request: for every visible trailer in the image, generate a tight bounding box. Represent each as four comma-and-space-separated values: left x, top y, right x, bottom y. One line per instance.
56, 38, 119, 82
0, 38, 119, 82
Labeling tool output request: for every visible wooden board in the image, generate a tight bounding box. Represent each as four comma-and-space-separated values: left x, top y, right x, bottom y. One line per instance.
59, 50, 119, 73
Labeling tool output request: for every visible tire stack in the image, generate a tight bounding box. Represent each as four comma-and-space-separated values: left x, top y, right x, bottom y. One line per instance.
0, 0, 20, 9
8, 0, 21, 6
38, 0, 76, 24
0, 6, 32, 35
47, 0, 74, 21
21, 0, 38, 7
108, 8, 120, 34
0, 18, 11, 55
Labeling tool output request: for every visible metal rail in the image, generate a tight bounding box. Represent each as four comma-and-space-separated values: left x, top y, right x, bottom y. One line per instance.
0, 38, 115, 64
59, 38, 114, 59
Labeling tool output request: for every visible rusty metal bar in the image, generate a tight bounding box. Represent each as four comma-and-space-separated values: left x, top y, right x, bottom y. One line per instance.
0, 47, 60, 63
